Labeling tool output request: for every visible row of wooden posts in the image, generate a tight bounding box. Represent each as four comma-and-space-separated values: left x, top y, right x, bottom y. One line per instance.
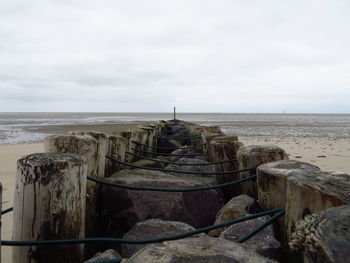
1, 119, 349, 262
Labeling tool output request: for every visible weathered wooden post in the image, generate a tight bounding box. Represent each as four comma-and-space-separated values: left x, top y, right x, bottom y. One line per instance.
68, 131, 108, 178
129, 128, 150, 161
285, 171, 350, 244
105, 135, 127, 177
289, 204, 350, 263
13, 153, 87, 263
256, 160, 320, 245
208, 136, 243, 199
236, 145, 288, 199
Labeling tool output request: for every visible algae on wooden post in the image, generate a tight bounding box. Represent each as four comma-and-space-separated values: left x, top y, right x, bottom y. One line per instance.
290, 205, 350, 263
256, 160, 320, 244
13, 153, 87, 263
285, 171, 350, 244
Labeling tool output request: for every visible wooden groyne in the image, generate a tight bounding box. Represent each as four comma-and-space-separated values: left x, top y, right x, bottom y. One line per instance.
1, 119, 349, 263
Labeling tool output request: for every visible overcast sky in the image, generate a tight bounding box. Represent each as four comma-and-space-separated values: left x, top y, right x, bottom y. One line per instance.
0, 0, 350, 113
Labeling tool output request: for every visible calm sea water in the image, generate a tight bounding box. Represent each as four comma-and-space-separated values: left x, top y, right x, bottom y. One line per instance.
1, 112, 350, 144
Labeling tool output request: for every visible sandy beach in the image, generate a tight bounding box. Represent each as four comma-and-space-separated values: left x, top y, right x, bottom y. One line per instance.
1, 131, 350, 262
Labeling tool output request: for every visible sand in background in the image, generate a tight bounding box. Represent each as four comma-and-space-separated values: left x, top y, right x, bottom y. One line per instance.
239, 135, 350, 173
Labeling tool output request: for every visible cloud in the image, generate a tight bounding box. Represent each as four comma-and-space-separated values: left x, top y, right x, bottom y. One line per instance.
0, 0, 350, 112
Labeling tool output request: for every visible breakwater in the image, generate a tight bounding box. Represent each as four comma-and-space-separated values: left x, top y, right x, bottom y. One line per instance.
1, 119, 349, 263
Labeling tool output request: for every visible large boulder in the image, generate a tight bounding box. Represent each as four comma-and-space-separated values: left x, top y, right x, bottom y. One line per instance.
121, 219, 206, 257
101, 169, 224, 237
165, 158, 215, 177
124, 237, 276, 263
131, 159, 165, 169
209, 194, 257, 237
219, 215, 282, 261
84, 249, 122, 263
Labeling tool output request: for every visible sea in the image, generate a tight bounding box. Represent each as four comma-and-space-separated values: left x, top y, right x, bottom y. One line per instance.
1, 112, 350, 145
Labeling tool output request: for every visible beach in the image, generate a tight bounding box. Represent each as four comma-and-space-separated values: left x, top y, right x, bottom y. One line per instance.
1, 119, 350, 262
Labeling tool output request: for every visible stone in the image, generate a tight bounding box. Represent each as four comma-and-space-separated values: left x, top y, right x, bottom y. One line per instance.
219, 215, 282, 261
237, 145, 288, 199
256, 160, 320, 244
101, 169, 224, 237
167, 148, 196, 162
285, 171, 350, 244
124, 237, 276, 263
131, 159, 165, 169
121, 219, 206, 257
209, 194, 257, 237
165, 158, 215, 177
84, 249, 122, 263
289, 205, 350, 263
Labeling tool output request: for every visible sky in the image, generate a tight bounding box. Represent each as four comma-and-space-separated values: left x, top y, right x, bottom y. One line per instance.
0, 0, 350, 113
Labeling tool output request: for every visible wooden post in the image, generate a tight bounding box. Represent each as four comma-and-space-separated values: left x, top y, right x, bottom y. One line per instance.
208, 136, 243, 199
68, 131, 108, 178
285, 171, 350, 244
105, 135, 127, 177
13, 153, 87, 263
236, 145, 288, 199
256, 160, 320, 245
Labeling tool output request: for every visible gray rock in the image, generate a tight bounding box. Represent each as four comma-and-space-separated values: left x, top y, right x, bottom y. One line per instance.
121, 219, 206, 257
124, 237, 277, 263
101, 169, 224, 237
165, 158, 215, 177
131, 159, 165, 169
219, 215, 282, 261
84, 249, 122, 262
209, 194, 257, 237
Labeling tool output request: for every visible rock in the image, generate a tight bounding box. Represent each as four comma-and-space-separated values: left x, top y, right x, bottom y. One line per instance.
209, 194, 257, 237
237, 145, 289, 199
124, 237, 276, 263
289, 205, 350, 263
84, 249, 122, 262
156, 139, 183, 154
131, 159, 165, 169
257, 160, 320, 245
166, 125, 186, 135
167, 148, 196, 162
285, 171, 350, 244
165, 158, 215, 177
219, 215, 282, 261
121, 219, 206, 257
208, 136, 243, 199
101, 169, 224, 237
